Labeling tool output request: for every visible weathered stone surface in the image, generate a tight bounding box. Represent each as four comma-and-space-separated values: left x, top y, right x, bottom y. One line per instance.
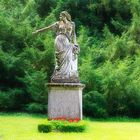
47, 83, 85, 120
33, 11, 80, 83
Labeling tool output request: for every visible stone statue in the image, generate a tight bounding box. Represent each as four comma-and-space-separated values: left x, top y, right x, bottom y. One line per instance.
33, 11, 80, 83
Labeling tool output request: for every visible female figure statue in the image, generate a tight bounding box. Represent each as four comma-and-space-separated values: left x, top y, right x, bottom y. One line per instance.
33, 11, 80, 83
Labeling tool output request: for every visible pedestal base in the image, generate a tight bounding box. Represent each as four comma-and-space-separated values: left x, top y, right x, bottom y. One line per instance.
47, 83, 85, 120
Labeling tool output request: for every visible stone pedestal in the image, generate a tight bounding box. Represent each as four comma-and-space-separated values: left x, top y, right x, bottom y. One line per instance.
47, 83, 85, 120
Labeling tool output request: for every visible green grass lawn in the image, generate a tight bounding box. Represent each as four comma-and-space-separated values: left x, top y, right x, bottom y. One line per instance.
0, 113, 140, 140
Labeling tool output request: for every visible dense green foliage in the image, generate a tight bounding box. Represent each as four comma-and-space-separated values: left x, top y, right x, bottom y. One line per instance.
0, 0, 140, 118
38, 124, 53, 133
38, 120, 86, 133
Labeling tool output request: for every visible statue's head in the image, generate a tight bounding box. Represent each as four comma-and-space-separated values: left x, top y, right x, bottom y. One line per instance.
60, 11, 71, 21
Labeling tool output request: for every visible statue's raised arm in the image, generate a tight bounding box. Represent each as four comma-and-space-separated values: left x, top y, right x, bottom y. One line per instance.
32, 22, 58, 35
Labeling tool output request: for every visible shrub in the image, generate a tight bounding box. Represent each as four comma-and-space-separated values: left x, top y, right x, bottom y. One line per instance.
83, 91, 108, 118
58, 122, 86, 132
38, 120, 87, 133
38, 124, 53, 133
24, 103, 47, 113
0, 89, 28, 111
125, 82, 140, 117
21, 69, 48, 103
50, 120, 64, 130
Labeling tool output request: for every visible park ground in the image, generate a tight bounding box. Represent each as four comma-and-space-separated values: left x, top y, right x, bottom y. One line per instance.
0, 113, 140, 140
